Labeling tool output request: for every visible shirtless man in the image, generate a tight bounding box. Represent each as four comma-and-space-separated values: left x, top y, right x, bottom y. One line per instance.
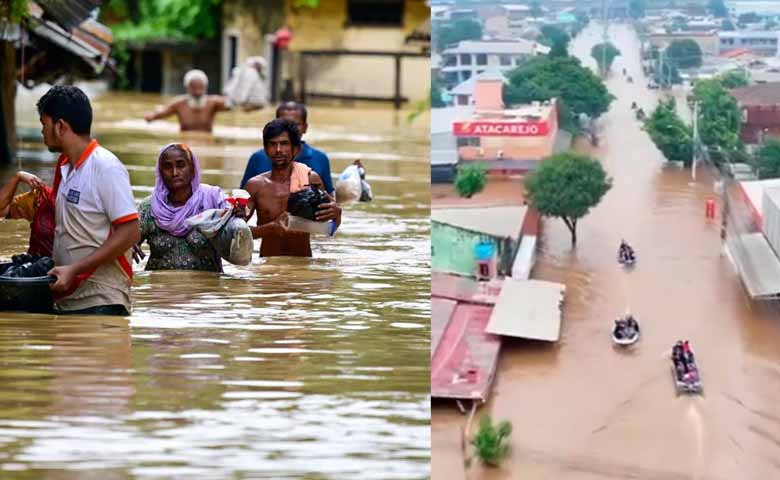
244, 119, 341, 257
144, 70, 231, 133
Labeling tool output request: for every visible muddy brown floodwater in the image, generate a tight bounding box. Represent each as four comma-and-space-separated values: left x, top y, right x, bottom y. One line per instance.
0, 91, 430, 479
433, 23, 780, 480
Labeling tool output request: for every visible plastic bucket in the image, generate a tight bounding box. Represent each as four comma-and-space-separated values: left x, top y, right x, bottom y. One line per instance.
474, 242, 495, 261
0, 262, 55, 313
286, 216, 337, 237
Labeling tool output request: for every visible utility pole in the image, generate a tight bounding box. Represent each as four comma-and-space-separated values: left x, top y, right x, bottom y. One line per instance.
602, 0, 608, 76
692, 100, 699, 181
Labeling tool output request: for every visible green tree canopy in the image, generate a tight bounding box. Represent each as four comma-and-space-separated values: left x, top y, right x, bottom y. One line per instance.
591, 42, 621, 75
454, 162, 487, 198
693, 78, 742, 151
431, 77, 446, 108
708, 0, 729, 17
471, 416, 512, 467
721, 18, 736, 30
665, 39, 703, 69
738, 12, 761, 24
629, 0, 646, 18
644, 97, 693, 165
433, 19, 483, 52
524, 151, 612, 244
530, 0, 543, 18
103, 0, 222, 41
717, 70, 749, 89
755, 139, 780, 179
540, 25, 570, 57
503, 56, 614, 131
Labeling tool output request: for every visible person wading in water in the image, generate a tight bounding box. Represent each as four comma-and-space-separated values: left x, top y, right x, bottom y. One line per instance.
244, 119, 341, 257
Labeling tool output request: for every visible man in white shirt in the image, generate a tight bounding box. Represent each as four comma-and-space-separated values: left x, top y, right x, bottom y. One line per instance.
38, 85, 140, 315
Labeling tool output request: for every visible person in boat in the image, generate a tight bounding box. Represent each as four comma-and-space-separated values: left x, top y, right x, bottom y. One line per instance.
625, 314, 639, 332
619, 240, 635, 262
136, 143, 239, 272
144, 70, 238, 133
614, 318, 627, 339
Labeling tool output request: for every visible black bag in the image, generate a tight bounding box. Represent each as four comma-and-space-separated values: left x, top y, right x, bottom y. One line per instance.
1, 254, 54, 278
287, 185, 330, 221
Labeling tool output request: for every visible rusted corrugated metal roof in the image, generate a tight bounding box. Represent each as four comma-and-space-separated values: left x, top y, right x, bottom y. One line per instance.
36, 0, 103, 31
431, 302, 501, 401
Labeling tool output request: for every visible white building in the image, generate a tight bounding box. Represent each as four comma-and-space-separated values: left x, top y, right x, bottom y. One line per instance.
440, 39, 549, 87
501, 4, 533, 26
719, 31, 780, 56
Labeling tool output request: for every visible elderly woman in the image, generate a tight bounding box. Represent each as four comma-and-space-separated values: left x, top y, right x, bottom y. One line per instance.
137, 143, 227, 272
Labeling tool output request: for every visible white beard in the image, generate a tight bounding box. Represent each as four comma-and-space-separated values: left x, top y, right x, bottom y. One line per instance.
187, 95, 208, 109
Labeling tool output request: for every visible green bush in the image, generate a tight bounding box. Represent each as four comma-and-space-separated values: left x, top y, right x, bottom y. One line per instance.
454, 162, 488, 199
472, 415, 512, 467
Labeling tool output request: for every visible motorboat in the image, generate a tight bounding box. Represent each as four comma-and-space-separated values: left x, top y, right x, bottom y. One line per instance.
671, 341, 703, 395
612, 316, 640, 346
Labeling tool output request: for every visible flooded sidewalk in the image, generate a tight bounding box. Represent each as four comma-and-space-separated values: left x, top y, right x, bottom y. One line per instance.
433, 23, 780, 480
0, 92, 430, 479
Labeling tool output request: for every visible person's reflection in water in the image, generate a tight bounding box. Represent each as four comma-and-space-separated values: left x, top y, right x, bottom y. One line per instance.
244, 119, 341, 257
49, 316, 134, 419
136, 143, 228, 272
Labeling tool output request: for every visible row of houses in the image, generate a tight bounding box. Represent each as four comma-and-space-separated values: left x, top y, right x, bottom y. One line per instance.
648, 29, 780, 57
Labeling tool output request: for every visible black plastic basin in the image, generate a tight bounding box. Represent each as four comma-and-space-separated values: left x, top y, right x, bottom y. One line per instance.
0, 262, 56, 313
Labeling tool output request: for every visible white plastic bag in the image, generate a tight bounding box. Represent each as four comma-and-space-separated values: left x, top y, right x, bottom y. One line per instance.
186, 209, 253, 265
223, 57, 269, 109
335, 164, 372, 203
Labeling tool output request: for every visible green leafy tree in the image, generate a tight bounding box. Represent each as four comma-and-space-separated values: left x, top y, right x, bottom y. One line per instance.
431, 77, 446, 108
503, 56, 615, 131
629, 0, 646, 18
665, 39, 702, 69
755, 139, 780, 179
693, 78, 742, 151
644, 98, 693, 165
525, 151, 612, 245
721, 18, 736, 30
591, 42, 621, 75
709, 0, 729, 17
530, 0, 543, 18
434, 19, 482, 52
471, 416, 512, 467
540, 25, 570, 57
717, 70, 749, 89
738, 12, 761, 24
104, 0, 222, 41
454, 162, 488, 198
1, 0, 28, 22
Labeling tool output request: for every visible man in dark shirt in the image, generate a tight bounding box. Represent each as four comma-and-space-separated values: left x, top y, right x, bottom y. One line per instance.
240, 101, 334, 195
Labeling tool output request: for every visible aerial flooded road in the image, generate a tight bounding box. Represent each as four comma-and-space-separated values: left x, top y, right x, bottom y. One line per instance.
433, 23, 780, 480
0, 92, 430, 479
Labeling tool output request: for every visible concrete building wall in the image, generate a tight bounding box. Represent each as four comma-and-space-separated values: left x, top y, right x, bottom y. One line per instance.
221, 0, 285, 90
432, 223, 516, 277
284, 0, 430, 102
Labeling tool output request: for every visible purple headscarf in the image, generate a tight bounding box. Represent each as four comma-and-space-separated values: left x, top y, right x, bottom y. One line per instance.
151, 143, 224, 236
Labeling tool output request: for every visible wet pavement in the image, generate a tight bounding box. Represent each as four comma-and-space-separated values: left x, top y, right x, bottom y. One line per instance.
433, 23, 780, 480
0, 91, 430, 479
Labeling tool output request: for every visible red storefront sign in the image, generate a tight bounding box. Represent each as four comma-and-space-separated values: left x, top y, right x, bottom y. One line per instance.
453, 121, 549, 137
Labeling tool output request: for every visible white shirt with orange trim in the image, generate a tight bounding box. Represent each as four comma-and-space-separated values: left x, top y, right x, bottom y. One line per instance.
53, 141, 138, 312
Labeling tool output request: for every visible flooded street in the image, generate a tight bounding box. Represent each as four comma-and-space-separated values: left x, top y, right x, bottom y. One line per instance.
0, 93, 430, 479
433, 23, 780, 480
